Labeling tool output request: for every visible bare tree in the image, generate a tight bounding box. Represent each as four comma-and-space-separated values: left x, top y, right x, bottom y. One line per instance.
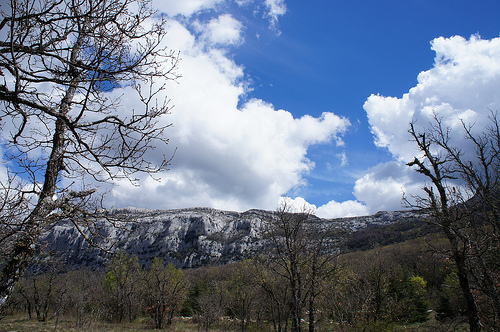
304, 218, 338, 332
224, 260, 259, 332
263, 201, 310, 332
256, 260, 291, 332
262, 199, 337, 332
407, 112, 500, 331
195, 282, 226, 332
0, 0, 179, 309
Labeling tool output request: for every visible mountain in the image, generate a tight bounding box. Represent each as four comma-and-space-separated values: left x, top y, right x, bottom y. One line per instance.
39, 207, 429, 269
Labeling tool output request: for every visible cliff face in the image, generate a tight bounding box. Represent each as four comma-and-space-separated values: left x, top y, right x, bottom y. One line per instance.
39, 207, 422, 268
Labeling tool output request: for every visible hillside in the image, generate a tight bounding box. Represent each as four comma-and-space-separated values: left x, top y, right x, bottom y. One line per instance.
39, 207, 431, 268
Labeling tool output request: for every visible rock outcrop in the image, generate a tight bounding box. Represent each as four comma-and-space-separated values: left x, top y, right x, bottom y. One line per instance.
39, 207, 424, 268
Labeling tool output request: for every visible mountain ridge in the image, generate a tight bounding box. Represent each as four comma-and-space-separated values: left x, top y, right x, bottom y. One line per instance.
39, 207, 428, 269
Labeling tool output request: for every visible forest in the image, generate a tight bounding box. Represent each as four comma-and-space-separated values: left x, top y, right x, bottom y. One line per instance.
1, 230, 475, 332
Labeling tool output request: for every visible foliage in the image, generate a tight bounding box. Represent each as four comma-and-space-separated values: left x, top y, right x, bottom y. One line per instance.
180, 279, 209, 317
435, 270, 468, 323
407, 276, 430, 323
104, 250, 141, 323
142, 257, 186, 329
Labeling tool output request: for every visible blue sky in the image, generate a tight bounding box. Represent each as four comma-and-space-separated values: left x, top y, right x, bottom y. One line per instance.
236, 0, 500, 210
3, 0, 499, 218
106, 0, 500, 217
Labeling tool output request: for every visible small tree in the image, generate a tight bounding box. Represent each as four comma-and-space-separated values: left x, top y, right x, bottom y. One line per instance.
407, 275, 430, 323
104, 250, 141, 323
255, 260, 291, 332
65, 268, 106, 328
142, 258, 186, 329
263, 201, 310, 332
195, 283, 226, 332
0, 0, 179, 308
224, 261, 259, 332
319, 266, 367, 327
11, 257, 66, 322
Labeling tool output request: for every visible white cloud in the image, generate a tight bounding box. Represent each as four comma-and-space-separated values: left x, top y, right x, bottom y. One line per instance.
314, 160, 426, 219
353, 161, 426, 213
364, 35, 500, 162
152, 0, 287, 35
279, 196, 317, 213
316, 200, 369, 219
319, 34, 500, 219
336, 152, 348, 167
197, 14, 244, 47
3, 0, 351, 215
235, 0, 254, 6
106, 14, 350, 212
358, 35, 500, 215
313, 159, 428, 218
264, 0, 286, 31
152, 0, 224, 17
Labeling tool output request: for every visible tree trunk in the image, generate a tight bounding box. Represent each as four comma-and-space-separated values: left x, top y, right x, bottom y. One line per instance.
308, 254, 318, 332
22, 295, 32, 320
453, 245, 482, 332
291, 260, 302, 332
308, 295, 315, 332
0, 30, 81, 308
443, 219, 482, 332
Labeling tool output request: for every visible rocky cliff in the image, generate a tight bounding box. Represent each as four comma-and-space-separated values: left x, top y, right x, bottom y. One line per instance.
39, 207, 425, 268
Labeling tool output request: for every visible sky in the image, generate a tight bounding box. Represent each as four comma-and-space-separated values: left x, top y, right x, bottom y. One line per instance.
3, 0, 500, 218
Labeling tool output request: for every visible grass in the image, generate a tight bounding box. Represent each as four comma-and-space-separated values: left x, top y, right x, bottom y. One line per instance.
0, 313, 472, 332
0, 314, 273, 332
0, 314, 201, 332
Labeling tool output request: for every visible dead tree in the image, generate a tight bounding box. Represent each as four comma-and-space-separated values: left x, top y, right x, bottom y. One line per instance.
262, 200, 337, 332
407, 113, 500, 331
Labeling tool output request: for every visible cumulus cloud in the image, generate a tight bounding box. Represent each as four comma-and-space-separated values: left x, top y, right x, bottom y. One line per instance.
316, 200, 369, 219
314, 161, 426, 219
197, 14, 244, 47
314, 35, 500, 219
353, 161, 427, 212
364, 35, 500, 162
106, 10, 350, 212
279, 196, 317, 213
2, 0, 345, 215
314, 160, 426, 218
352, 35, 500, 215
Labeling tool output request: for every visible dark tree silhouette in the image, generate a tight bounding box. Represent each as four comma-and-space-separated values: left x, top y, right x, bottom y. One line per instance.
407, 112, 500, 331
262, 200, 337, 332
